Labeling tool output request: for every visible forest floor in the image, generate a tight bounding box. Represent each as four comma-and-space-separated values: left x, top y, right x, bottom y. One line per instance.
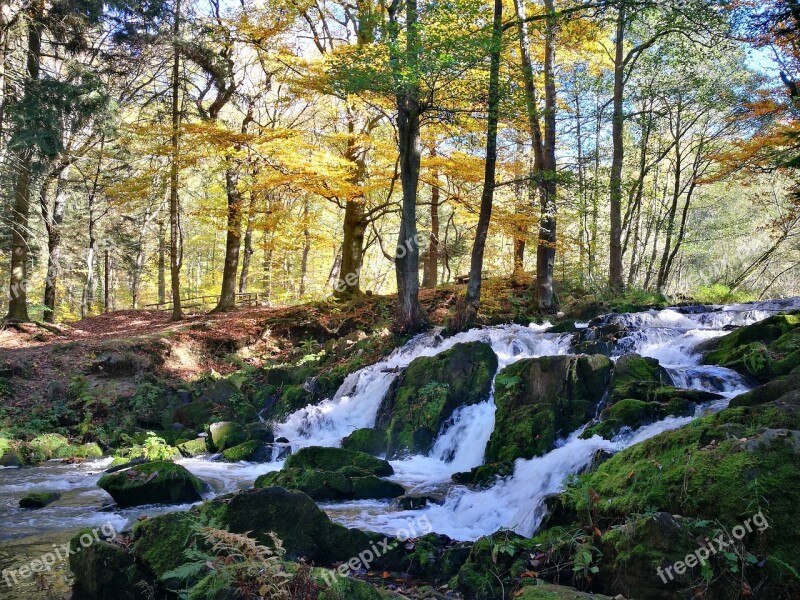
0, 277, 545, 414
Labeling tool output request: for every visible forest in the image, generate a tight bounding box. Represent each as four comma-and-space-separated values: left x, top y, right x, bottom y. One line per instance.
1, 0, 799, 328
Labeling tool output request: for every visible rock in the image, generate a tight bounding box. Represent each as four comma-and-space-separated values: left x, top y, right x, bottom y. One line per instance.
377, 341, 498, 457
284, 446, 394, 476
342, 428, 389, 456
610, 353, 669, 402
700, 312, 800, 383
515, 584, 614, 599
730, 366, 800, 407
197, 378, 240, 405
375, 532, 471, 584
177, 438, 208, 457
207, 421, 247, 451
545, 402, 800, 598
485, 354, 613, 462
70, 534, 149, 600
97, 461, 205, 508
254, 446, 401, 501
90, 350, 151, 376
222, 440, 269, 462
454, 531, 537, 600
26, 433, 71, 462
19, 491, 60, 509
452, 463, 513, 488
395, 495, 440, 510
173, 400, 214, 430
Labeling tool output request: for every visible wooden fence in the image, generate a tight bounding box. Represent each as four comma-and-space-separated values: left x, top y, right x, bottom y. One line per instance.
143, 292, 261, 311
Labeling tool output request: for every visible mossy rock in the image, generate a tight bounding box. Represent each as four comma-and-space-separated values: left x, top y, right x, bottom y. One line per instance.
342, 428, 389, 456
554, 402, 800, 595
132, 510, 197, 580
70, 533, 150, 600
19, 491, 60, 509
285, 446, 394, 476
271, 384, 313, 420
197, 487, 373, 564
610, 353, 669, 402
453, 531, 537, 600
376, 342, 498, 457
255, 467, 404, 501
177, 437, 209, 457
221, 440, 268, 462
97, 461, 205, 508
515, 584, 613, 599
207, 421, 247, 452
26, 433, 71, 462
318, 575, 400, 599
173, 400, 214, 430
375, 532, 470, 583
730, 366, 800, 408
452, 463, 513, 488
701, 313, 800, 383
485, 354, 613, 463
350, 475, 405, 500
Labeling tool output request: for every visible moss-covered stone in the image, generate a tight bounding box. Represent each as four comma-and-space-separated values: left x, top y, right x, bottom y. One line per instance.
342, 428, 389, 456
19, 491, 60, 508
730, 366, 800, 407
485, 354, 612, 462
453, 531, 537, 600
97, 461, 205, 508
132, 511, 196, 580
70, 532, 149, 600
207, 421, 247, 452
222, 440, 267, 462
284, 445, 394, 476
515, 584, 613, 599
550, 402, 800, 598
350, 475, 405, 500
177, 437, 209, 457
610, 353, 669, 402
255, 464, 404, 501
377, 341, 498, 457
701, 313, 800, 383
26, 433, 71, 462
173, 400, 214, 430
452, 463, 513, 488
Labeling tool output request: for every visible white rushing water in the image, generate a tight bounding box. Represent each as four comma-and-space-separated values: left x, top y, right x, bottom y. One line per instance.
1, 297, 799, 545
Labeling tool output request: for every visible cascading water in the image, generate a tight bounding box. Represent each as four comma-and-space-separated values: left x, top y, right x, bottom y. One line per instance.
1, 297, 799, 572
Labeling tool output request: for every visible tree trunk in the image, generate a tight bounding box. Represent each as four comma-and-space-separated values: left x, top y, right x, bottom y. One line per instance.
461, 0, 503, 324
390, 0, 426, 332
238, 192, 256, 294
213, 160, 243, 312
169, 0, 183, 320
157, 214, 166, 304
608, 5, 626, 290
422, 148, 440, 288
536, 0, 558, 313
41, 166, 70, 322
4, 0, 43, 322
263, 237, 273, 306
299, 197, 311, 297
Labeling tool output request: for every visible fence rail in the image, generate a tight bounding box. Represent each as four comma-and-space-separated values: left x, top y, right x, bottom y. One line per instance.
143, 292, 260, 311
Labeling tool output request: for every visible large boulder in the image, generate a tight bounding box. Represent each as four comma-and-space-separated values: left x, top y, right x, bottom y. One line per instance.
609, 353, 669, 402
376, 341, 498, 457
133, 487, 373, 567
700, 312, 800, 383
97, 461, 205, 508
485, 354, 612, 463
70, 533, 150, 600
253, 446, 403, 501
342, 428, 389, 456
730, 366, 800, 407
542, 401, 800, 599
207, 421, 247, 451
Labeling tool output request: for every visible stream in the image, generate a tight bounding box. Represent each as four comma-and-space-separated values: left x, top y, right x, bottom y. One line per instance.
1, 297, 799, 598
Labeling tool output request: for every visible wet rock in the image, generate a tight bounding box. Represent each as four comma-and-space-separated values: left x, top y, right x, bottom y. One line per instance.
486, 354, 613, 462
376, 341, 498, 457
70, 535, 150, 600
342, 428, 389, 456
207, 421, 247, 451
97, 460, 204, 508
177, 438, 208, 457
283, 446, 393, 476
19, 491, 60, 509
221, 440, 270, 462
395, 494, 440, 510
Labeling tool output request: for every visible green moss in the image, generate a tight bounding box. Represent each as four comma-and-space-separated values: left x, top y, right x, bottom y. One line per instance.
609, 354, 668, 402
19, 491, 60, 508
486, 355, 612, 462
607, 398, 659, 427
342, 428, 389, 456
285, 446, 394, 476
98, 460, 205, 508
381, 342, 498, 457
207, 422, 247, 451
133, 511, 197, 579
178, 437, 209, 457
222, 440, 263, 462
